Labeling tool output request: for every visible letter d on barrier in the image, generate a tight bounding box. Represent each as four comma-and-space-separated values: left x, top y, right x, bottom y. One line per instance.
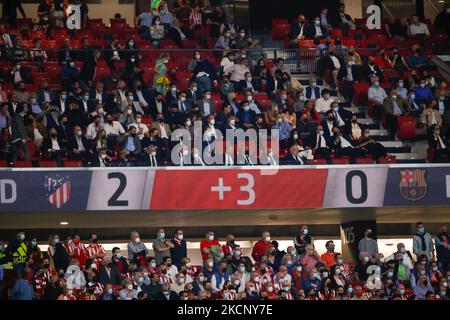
0, 179, 17, 204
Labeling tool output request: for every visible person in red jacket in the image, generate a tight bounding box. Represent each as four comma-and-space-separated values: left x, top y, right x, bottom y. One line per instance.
252, 231, 273, 262
200, 231, 222, 264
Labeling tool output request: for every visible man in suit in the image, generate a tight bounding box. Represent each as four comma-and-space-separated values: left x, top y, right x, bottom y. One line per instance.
42, 127, 67, 160
165, 85, 179, 106
407, 91, 424, 117
321, 110, 338, 140
283, 144, 307, 165
166, 104, 187, 131
186, 82, 200, 107
330, 101, 352, 131
9, 106, 30, 161
91, 148, 112, 167
305, 17, 329, 40
175, 92, 191, 115
331, 126, 366, 158
149, 91, 167, 119
58, 39, 76, 65
98, 258, 122, 286
236, 101, 256, 130
290, 15, 308, 45
132, 80, 154, 116
10, 63, 32, 84
90, 82, 108, 107
429, 124, 450, 161
272, 90, 291, 108
67, 125, 93, 161
383, 89, 411, 135
266, 70, 285, 99
238, 72, 259, 93
37, 81, 57, 105
119, 126, 141, 159
332, 3, 356, 36
140, 144, 163, 167
310, 125, 331, 161
156, 283, 179, 300
198, 90, 216, 118
362, 56, 383, 82
305, 78, 321, 100
338, 56, 361, 101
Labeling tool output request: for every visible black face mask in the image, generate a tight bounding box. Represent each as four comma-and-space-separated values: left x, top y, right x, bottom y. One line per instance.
91, 239, 97, 243
221, 268, 227, 273
106, 263, 112, 268
43, 264, 50, 268
107, 120, 113, 124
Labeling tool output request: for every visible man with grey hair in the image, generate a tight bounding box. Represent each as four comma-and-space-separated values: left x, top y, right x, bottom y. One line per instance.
127, 231, 148, 262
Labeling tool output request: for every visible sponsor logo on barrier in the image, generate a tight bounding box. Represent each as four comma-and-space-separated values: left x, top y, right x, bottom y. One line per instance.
45, 174, 71, 208
399, 169, 427, 202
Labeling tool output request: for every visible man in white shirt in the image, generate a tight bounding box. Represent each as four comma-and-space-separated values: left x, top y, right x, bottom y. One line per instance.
331, 126, 365, 158
86, 115, 103, 140
315, 89, 334, 118
368, 76, 387, 118
128, 114, 148, 140
409, 16, 430, 40
244, 91, 261, 115
224, 58, 250, 85
45, 128, 66, 160
104, 114, 125, 152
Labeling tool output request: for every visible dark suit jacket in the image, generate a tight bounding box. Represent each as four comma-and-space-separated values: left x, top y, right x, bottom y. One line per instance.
67, 133, 91, 153
322, 55, 341, 72
37, 89, 57, 105
155, 290, 179, 300
428, 132, 448, 149
238, 79, 260, 93
42, 136, 66, 153
236, 109, 256, 125
383, 96, 411, 115
331, 134, 356, 150
119, 135, 141, 153
91, 156, 111, 167
362, 63, 383, 82
305, 25, 329, 39
338, 65, 362, 82
290, 23, 307, 39
332, 12, 354, 28
140, 152, 163, 166
9, 67, 32, 84
282, 153, 307, 165
321, 119, 337, 139
98, 266, 122, 286
165, 91, 179, 106
310, 133, 331, 149
305, 86, 321, 99
78, 56, 98, 82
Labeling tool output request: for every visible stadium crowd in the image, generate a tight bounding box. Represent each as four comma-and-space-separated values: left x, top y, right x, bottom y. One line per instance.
0, 222, 449, 300
0, 1, 448, 166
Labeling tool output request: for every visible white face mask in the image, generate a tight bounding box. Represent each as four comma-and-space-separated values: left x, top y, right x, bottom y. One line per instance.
150, 262, 156, 268
135, 237, 140, 243
265, 236, 271, 242
208, 261, 214, 268
127, 109, 132, 115
209, 119, 215, 125
208, 235, 214, 241
230, 119, 235, 125
177, 234, 184, 240
136, 118, 142, 124
205, 94, 211, 100
127, 284, 133, 290
180, 97, 186, 102
247, 96, 253, 102
186, 120, 192, 126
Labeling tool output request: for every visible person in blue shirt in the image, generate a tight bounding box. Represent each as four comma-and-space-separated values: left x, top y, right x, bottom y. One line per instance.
407, 46, 430, 70
303, 267, 322, 292
12, 270, 33, 300
413, 79, 434, 103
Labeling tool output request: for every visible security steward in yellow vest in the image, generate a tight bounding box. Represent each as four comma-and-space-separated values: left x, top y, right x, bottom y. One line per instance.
5, 232, 29, 274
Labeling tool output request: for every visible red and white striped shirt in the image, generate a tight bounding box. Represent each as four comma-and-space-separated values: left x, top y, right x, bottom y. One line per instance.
318, 290, 336, 300
34, 276, 48, 297
223, 291, 238, 300
66, 240, 88, 266
189, 11, 202, 29
159, 274, 173, 285
86, 243, 105, 267
284, 292, 294, 300
186, 266, 198, 279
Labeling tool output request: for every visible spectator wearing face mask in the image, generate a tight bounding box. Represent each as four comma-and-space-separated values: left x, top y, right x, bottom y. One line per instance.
413, 275, 434, 300
354, 251, 376, 283
127, 231, 148, 263
414, 79, 434, 103
321, 241, 337, 269
383, 89, 411, 136
435, 226, 450, 273
200, 232, 222, 265
363, 57, 383, 82
315, 89, 334, 117
119, 278, 138, 300
300, 245, 323, 274
407, 45, 430, 70
321, 49, 341, 90
413, 222, 435, 262
305, 16, 329, 40
152, 228, 173, 266
156, 282, 179, 300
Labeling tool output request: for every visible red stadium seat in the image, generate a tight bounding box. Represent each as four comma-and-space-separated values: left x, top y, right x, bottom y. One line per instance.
0, 160, 8, 167
14, 161, 33, 168
64, 160, 83, 167
271, 23, 291, 40
38, 160, 58, 168
308, 159, 327, 165
379, 156, 397, 164
30, 29, 47, 40
397, 116, 416, 140
355, 157, 374, 164
352, 82, 371, 106
331, 158, 349, 164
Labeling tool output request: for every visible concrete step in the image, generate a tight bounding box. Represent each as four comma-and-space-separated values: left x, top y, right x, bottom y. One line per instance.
380, 141, 404, 148
390, 153, 422, 160
385, 146, 411, 153
370, 129, 389, 136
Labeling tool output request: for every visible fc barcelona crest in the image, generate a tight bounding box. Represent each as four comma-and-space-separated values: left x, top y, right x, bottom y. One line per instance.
399, 169, 427, 202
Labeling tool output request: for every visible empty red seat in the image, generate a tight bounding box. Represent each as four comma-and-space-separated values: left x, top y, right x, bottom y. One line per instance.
352, 82, 371, 106
38, 160, 58, 168
0, 160, 8, 167
271, 23, 291, 41
64, 160, 83, 167
397, 116, 416, 140
331, 158, 349, 164
308, 159, 327, 165
379, 156, 397, 164
14, 161, 33, 168
355, 157, 374, 164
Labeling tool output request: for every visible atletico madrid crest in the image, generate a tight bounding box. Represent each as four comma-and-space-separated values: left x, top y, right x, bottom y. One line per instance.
399, 169, 427, 202
45, 174, 71, 208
